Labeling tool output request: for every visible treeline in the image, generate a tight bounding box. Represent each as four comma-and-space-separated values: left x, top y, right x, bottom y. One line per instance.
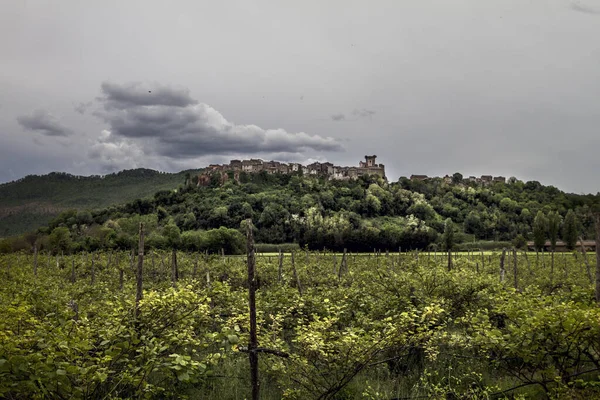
1, 171, 599, 254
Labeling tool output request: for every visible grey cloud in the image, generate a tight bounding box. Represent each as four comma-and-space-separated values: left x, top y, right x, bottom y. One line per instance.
74, 101, 93, 114
99, 81, 197, 109
92, 82, 343, 160
17, 110, 73, 137
331, 109, 375, 122
352, 109, 376, 118
570, 2, 600, 14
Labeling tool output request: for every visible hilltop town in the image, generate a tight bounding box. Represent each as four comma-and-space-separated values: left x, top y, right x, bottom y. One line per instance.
410, 174, 506, 185
195, 155, 508, 187
197, 155, 387, 185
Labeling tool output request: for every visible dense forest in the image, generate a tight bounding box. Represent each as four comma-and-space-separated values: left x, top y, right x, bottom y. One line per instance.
2, 170, 599, 254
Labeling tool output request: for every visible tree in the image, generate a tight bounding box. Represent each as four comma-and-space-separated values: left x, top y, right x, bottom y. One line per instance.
562, 210, 578, 250
442, 218, 454, 251
49, 227, 72, 254
443, 218, 454, 271
163, 223, 181, 249
512, 234, 527, 250
547, 211, 561, 251
452, 172, 463, 184
532, 211, 548, 252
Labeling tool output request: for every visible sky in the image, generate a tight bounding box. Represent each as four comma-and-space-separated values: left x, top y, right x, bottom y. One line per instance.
1, 0, 600, 194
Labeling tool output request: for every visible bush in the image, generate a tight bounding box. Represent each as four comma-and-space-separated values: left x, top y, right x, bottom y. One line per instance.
455, 241, 512, 251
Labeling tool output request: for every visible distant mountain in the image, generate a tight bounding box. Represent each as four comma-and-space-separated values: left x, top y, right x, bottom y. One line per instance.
0, 168, 199, 237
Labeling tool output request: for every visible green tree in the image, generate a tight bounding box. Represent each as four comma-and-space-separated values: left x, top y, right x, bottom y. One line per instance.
48, 227, 72, 254
442, 218, 454, 251
442, 218, 454, 271
452, 172, 463, 184
562, 210, 578, 250
533, 211, 548, 251
547, 211, 561, 251
163, 223, 181, 248
512, 234, 527, 249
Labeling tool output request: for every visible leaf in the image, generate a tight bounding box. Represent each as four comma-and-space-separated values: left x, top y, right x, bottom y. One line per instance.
227, 335, 239, 344
177, 371, 190, 382
56, 369, 67, 376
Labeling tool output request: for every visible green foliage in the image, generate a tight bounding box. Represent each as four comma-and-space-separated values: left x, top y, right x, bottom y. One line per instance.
254, 243, 301, 253
1, 249, 599, 399
547, 211, 562, 251
0, 169, 200, 236
442, 218, 454, 251
562, 210, 578, 250
4, 170, 600, 253
512, 234, 527, 249
4, 248, 600, 398
533, 211, 548, 251
48, 227, 72, 253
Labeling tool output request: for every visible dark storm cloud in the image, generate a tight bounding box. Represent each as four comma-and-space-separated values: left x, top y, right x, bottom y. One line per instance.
93, 82, 343, 159
331, 113, 345, 121
17, 110, 73, 137
570, 2, 600, 14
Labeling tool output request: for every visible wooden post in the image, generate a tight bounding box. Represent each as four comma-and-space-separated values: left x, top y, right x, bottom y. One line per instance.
550, 251, 555, 286
447, 248, 453, 271
513, 248, 518, 290
71, 259, 76, 283
171, 249, 178, 287
91, 252, 96, 285
119, 253, 124, 291
246, 219, 259, 400
332, 253, 337, 276
563, 251, 568, 281
278, 250, 283, 283
130, 249, 135, 274
135, 223, 144, 320
33, 245, 38, 277
292, 252, 303, 295
342, 248, 347, 276
579, 237, 593, 284
500, 248, 506, 283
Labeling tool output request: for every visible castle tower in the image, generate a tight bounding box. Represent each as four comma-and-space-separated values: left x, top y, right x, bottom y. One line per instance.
364, 155, 377, 167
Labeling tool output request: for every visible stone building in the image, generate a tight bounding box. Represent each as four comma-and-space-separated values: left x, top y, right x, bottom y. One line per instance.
197, 155, 387, 185
356, 155, 386, 179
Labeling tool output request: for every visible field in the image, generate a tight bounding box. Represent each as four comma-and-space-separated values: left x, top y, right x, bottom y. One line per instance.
1, 248, 599, 399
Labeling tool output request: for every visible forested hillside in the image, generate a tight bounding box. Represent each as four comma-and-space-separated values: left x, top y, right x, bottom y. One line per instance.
4, 170, 598, 254
0, 168, 200, 237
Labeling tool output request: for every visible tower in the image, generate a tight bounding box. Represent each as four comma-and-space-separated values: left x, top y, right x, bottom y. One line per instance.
364, 155, 377, 167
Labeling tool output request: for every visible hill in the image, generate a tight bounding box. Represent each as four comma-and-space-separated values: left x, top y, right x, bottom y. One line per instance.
0, 168, 198, 237
3, 170, 599, 254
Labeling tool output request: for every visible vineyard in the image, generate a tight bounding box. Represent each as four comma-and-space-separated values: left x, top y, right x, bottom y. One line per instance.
1, 236, 600, 399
